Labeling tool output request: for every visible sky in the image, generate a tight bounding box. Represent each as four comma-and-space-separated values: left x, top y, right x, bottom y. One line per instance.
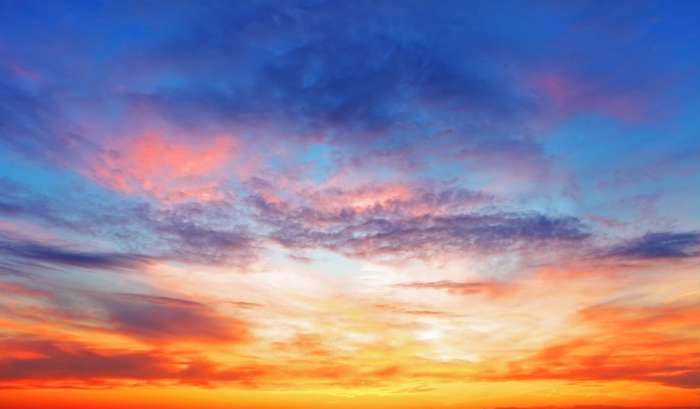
0, 1, 699, 408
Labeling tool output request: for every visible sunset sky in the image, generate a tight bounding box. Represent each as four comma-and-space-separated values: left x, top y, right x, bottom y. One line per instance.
1, 1, 699, 408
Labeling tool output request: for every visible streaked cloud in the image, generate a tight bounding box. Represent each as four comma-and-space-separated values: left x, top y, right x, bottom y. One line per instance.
604, 231, 700, 260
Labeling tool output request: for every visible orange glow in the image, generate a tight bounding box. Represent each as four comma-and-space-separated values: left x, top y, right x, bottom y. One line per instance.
1, 257, 699, 408
2, 2, 699, 407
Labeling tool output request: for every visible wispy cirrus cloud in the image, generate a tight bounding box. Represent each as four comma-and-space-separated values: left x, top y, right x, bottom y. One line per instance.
396, 280, 510, 297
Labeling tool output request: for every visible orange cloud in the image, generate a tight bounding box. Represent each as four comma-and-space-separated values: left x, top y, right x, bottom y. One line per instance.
485, 302, 700, 389
0, 337, 268, 389
396, 280, 511, 297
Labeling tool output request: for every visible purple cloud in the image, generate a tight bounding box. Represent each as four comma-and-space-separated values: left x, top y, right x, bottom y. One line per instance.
604, 231, 700, 260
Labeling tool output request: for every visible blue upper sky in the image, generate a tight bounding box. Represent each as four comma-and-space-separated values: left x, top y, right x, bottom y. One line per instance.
0, 0, 699, 280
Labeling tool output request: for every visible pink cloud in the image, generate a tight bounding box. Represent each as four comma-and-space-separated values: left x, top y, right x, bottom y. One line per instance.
310, 183, 416, 215
89, 131, 237, 203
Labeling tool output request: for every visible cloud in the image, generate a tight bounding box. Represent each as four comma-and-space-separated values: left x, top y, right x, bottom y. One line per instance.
0, 231, 148, 271
0, 278, 248, 347
143, 202, 257, 266
0, 178, 75, 229
0, 83, 88, 165
397, 280, 509, 297
528, 71, 661, 123
0, 179, 257, 267
306, 184, 493, 217
125, 1, 529, 139
0, 337, 176, 383
95, 292, 248, 344
0, 337, 266, 388
101, 1, 555, 193
372, 303, 452, 317
255, 191, 590, 259
0, 281, 51, 299
89, 131, 237, 203
485, 302, 700, 389
604, 231, 700, 259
